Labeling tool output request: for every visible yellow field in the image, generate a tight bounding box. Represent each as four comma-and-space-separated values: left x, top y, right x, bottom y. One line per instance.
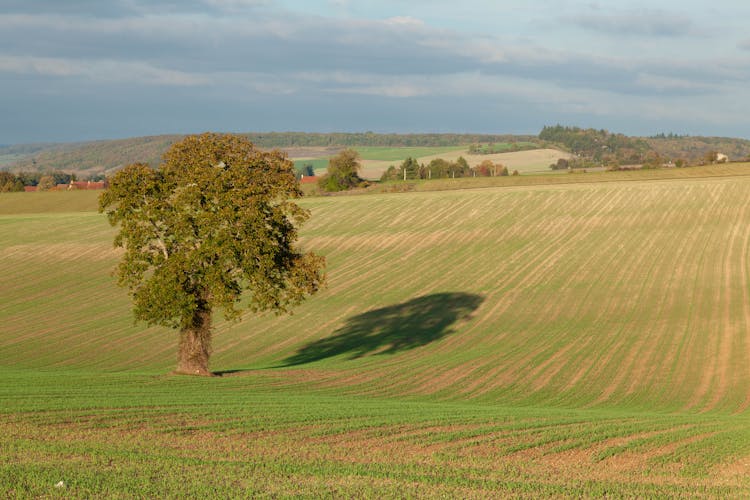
357, 148, 572, 178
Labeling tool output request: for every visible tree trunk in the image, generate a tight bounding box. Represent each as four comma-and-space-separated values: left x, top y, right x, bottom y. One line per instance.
175, 306, 213, 376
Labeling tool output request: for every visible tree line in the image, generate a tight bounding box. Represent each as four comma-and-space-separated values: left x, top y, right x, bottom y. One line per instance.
539, 125, 652, 166
246, 132, 537, 148
0, 171, 100, 192
380, 157, 515, 182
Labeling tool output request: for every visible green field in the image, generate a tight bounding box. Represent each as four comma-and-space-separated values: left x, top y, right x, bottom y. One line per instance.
353, 146, 466, 161
293, 157, 329, 174
4, 167, 750, 496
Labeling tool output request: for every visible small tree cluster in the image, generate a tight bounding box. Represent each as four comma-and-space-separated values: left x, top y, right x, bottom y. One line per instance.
473, 159, 508, 177
381, 155, 501, 181
318, 149, 366, 192
0, 172, 24, 192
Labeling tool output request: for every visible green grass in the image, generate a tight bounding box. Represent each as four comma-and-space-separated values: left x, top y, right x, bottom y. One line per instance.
352, 146, 466, 162
2, 369, 749, 497
4, 167, 750, 495
0, 191, 101, 215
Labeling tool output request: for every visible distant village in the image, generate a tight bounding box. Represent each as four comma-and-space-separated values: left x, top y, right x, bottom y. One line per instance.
23, 179, 108, 192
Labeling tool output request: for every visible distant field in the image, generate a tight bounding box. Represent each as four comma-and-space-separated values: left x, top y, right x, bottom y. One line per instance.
358, 147, 571, 179
5, 168, 750, 495
292, 145, 467, 178
354, 145, 466, 161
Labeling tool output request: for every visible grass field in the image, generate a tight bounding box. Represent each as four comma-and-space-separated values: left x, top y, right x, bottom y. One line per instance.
4, 166, 750, 496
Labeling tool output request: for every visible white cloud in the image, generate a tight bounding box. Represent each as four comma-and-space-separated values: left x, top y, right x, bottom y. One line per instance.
384, 16, 425, 27
565, 8, 700, 37
0, 55, 210, 86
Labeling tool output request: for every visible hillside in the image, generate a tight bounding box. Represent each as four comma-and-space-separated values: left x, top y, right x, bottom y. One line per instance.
3, 166, 750, 410
1, 132, 537, 177
647, 135, 750, 163
4, 168, 750, 495
5, 130, 750, 180
4, 135, 183, 177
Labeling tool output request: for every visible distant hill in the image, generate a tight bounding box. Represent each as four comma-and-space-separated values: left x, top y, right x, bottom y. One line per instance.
539, 125, 653, 166
646, 135, 750, 163
3, 130, 750, 177
3, 135, 182, 177
1, 132, 537, 177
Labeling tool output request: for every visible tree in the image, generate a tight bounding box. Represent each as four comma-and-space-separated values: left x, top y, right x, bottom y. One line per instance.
380, 165, 400, 182
37, 175, 56, 191
300, 164, 315, 178
428, 158, 451, 179
550, 158, 569, 170
0, 172, 23, 192
455, 156, 470, 177
99, 133, 326, 376
399, 157, 420, 180
474, 159, 495, 177
318, 148, 364, 191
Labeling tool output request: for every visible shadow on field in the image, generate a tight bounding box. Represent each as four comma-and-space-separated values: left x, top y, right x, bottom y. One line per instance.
282, 292, 484, 366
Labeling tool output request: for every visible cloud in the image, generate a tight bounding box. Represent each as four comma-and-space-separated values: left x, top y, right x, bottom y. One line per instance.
3, 2, 750, 143
566, 8, 698, 37
0, 6, 740, 100
0, 55, 210, 86
384, 16, 425, 27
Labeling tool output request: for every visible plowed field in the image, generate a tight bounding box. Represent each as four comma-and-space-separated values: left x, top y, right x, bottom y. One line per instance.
3, 169, 750, 496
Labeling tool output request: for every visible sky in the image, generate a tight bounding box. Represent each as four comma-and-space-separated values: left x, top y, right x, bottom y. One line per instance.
3, 0, 750, 144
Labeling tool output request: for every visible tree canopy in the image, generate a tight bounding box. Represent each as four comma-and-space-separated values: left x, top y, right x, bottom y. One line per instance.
99, 133, 325, 375
318, 148, 365, 192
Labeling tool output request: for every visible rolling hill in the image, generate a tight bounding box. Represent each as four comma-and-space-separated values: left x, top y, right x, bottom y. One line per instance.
3, 167, 750, 496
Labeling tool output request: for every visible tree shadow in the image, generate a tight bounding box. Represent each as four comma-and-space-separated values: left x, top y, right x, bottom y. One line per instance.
282, 292, 484, 366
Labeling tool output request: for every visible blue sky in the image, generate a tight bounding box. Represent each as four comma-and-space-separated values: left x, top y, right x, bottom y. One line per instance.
2, 0, 750, 143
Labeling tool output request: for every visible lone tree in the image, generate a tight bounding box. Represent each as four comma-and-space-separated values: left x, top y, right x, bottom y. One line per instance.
318, 148, 364, 191
99, 133, 326, 376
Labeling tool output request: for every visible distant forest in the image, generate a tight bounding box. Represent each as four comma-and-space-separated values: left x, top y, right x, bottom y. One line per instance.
245, 132, 538, 148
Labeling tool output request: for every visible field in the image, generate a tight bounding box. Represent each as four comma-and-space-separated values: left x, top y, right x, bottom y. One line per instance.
289, 145, 569, 179
4, 165, 750, 496
357, 148, 570, 179
291, 145, 468, 178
